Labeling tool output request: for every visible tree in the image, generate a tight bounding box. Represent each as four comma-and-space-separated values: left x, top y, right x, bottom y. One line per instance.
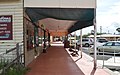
116, 28, 120, 32
82, 33, 91, 38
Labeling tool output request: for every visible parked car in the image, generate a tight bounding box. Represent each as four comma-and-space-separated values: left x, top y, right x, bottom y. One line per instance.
97, 38, 108, 43
97, 41, 120, 53
76, 38, 94, 47
117, 38, 120, 41
96, 38, 108, 47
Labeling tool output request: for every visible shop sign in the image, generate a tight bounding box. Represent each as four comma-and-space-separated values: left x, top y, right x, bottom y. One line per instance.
0, 15, 13, 40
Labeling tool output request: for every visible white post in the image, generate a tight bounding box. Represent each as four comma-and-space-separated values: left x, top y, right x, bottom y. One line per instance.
102, 48, 104, 68
94, 18, 97, 69
93, 0, 97, 69
80, 29, 82, 58
75, 31, 76, 51
114, 49, 115, 63
70, 34, 71, 47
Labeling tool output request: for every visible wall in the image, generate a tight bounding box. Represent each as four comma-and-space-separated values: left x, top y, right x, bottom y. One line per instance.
0, 0, 23, 58
24, 0, 96, 8
24, 17, 34, 66
24, 17, 44, 66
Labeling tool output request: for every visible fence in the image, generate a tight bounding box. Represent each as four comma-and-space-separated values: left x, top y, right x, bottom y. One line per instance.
82, 47, 120, 70
0, 42, 24, 75
97, 48, 120, 70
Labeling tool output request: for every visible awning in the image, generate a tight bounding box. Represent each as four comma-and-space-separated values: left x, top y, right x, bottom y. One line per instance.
24, 0, 96, 36
26, 8, 94, 33
68, 20, 93, 33
25, 8, 94, 35
26, 8, 94, 22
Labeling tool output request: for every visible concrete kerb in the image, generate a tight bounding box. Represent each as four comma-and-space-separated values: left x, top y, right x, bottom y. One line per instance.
81, 51, 117, 75
66, 48, 116, 75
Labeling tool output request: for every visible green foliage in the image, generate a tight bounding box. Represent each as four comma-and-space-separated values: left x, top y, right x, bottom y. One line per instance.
5, 66, 28, 75
116, 28, 120, 32
0, 60, 28, 75
76, 35, 80, 40
0, 62, 4, 70
97, 33, 103, 35
82, 33, 91, 38
82, 32, 106, 38
0, 59, 8, 69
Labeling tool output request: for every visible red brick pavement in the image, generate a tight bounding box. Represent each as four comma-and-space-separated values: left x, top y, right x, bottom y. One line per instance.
26, 46, 85, 75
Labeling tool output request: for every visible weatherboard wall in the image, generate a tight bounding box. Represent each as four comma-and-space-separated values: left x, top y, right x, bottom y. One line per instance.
0, 0, 23, 57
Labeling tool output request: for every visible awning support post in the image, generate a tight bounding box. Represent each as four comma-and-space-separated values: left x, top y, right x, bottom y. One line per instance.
80, 29, 82, 58
48, 33, 51, 47
93, 0, 97, 68
93, 18, 97, 69
43, 30, 46, 53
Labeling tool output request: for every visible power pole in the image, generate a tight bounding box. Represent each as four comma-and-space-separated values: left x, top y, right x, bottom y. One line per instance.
100, 26, 102, 38
100, 26, 102, 34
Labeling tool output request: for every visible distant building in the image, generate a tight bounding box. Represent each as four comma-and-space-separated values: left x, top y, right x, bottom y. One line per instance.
88, 34, 120, 41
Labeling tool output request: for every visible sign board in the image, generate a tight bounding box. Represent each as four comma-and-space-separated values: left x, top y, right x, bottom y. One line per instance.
0, 15, 13, 40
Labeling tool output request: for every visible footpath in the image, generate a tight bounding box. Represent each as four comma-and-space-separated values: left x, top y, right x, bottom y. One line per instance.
66, 48, 116, 75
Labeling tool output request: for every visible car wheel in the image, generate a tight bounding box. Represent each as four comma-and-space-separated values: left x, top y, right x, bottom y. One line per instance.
98, 49, 101, 52
85, 43, 90, 47
96, 49, 101, 55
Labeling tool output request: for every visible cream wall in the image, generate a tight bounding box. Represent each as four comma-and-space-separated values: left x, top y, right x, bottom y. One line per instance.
23, 17, 34, 66
24, 0, 96, 8
0, 0, 23, 60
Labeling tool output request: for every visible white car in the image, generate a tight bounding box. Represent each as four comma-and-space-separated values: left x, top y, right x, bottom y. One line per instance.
97, 41, 120, 53
117, 38, 120, 41
76, 38, 94, 47
96, 38, 108, 47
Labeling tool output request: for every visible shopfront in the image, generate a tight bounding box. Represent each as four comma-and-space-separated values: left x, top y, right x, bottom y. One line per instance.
24, 16, 51, 65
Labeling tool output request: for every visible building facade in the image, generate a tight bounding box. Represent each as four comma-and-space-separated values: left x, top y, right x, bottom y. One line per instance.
0, 0, 24, 62
0, 0, 96, 66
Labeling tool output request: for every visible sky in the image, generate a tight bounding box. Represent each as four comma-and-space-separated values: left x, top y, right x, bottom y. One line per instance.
76, 0, 120, 35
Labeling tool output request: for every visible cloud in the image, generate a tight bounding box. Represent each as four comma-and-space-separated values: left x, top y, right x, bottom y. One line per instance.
76, 0, 120, 35
97, 0, 120, 14
96, 0, 120, 34
77, 0, 120, 34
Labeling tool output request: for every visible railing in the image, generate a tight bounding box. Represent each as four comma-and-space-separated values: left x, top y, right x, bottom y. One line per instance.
82, 46, 120, 70
97, 48, 120, 69
0, 42, 24, 75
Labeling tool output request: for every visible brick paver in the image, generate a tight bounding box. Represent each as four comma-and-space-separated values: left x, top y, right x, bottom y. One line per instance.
26, 42, 111, 75
26, 45, 85, 75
